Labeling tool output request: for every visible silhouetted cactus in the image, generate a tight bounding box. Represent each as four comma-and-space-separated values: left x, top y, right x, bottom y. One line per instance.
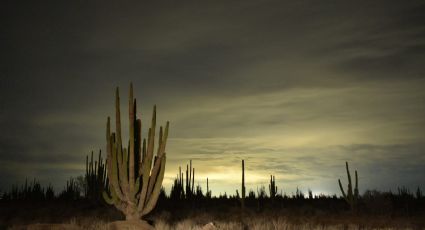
295, 187, 305, 199
308, 189, 313, 199
235, 189, 240, 199
338, 161, 359, 210
1, 179, 55, 201
59, 177, 80, 200
170, 160, 202, 201
257, 185, 266, 199
102, 83, 169, 221
269, 175, 277, 199
85, 150, 107, 202
206, 177, 211, 198
185, 160, 195, 199
170, 167, 185, 200
241, 159, 246, 211
248, 189, 256, 199
195, 184, 203, 198
45, 184, 55, 200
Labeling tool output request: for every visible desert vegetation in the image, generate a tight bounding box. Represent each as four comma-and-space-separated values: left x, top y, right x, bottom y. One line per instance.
1, 84, 424, 229
1, 157, 425, 229
1, 159, 424, 229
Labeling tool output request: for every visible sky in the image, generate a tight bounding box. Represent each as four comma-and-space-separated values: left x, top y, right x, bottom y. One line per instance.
1, 0, 424, 197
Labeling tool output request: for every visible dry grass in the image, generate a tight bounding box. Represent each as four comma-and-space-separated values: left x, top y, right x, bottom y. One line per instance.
152, 216, 418, 230
7, 216, 421, 230
2, 202, 424, 229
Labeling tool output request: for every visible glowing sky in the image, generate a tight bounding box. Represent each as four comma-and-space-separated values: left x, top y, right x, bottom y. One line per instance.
1, 0, 424, 196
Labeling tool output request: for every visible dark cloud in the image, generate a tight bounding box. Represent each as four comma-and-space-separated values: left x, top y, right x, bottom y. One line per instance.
321, 2, 425, 79
1, 0, 424, 194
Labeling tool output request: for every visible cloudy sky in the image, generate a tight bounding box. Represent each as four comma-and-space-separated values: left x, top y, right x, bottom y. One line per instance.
1, 0, 424, 196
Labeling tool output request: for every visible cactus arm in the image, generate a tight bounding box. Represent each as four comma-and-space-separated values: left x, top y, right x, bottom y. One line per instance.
141, 155, 166, 216
123, 147, 129, 194
103, 188, 126, 213
192, 168, 195, 193
132, 177, 140, 198
269, 175, 272, 197
103, 186, 118, 205
115, 88, 124, 191
139, 138, 146, 177
115, 87, 122, 163
129, 83, 135, 197
103, 156, 107, 188
110, 136, 125, 200
160, 122, 169, 154
345, 161, 353, 205
106, 118, 124, 200
135, 118, 141, 178
90, 151, 94, 181
345, 162, 352, 198
186, 164, 189, 195
145, 156, 160, 202
338, 179, 347, 199
156, 126, 163, 156
115, 88, 129, 201
354, 170, 359, 197
137, 106, 156, 211
146, 125, 168, 199
189, 160, 192, 193
146, 106, 157, 166
106, 117, 111, 171
241, 159, 245, 210
117, 146, 125, 200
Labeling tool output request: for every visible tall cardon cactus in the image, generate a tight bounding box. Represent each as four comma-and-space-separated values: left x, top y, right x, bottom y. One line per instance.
338, 161, 359, 210
102, 83, 170, 221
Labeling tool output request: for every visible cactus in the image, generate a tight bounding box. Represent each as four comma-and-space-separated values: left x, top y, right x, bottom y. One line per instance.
1, 179, 57, 201
269, 175, 277, 199
102, 83, 170, 221
257, 185, 266, 199
308, 189, 313, 199
338, 161, 359, 210
85, 150, 107, 202
295, 187, 305, 199
170, 167, 185, 200
195, 184, 203, 198
59, 177, 80, 201
185, 160, 196, 198
206, 177, 211, 198
241, 159, 246, 211
170, 160, 196, 200
45, 184, 55, 200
